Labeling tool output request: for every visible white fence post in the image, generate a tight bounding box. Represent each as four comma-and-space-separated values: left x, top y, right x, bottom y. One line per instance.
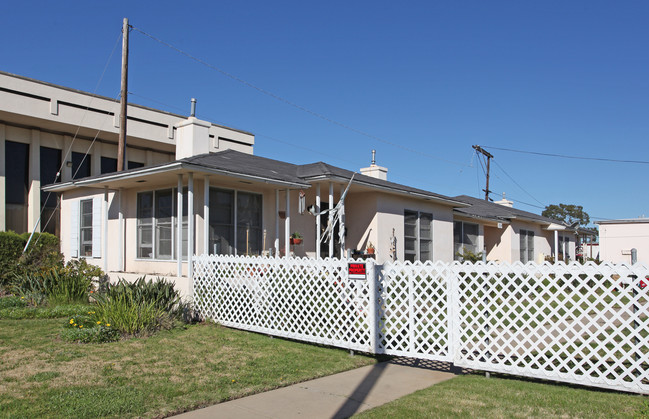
367, 260, 379, 354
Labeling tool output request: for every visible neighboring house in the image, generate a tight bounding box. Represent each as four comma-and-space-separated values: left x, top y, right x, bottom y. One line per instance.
0, 71, 253, 236
452, 195, 576, 263
44, 113, 470, 292
596, 218, 649, 264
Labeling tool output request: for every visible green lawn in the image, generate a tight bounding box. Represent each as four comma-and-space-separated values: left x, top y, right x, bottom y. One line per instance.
0, 317, 375, 418
355, 373, 649, 418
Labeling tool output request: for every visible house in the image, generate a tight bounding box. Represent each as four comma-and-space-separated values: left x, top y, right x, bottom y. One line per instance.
452, 194, 576, 263
0, 71, 253, 236
43, 113, 472, 294
596, 218, 649, 264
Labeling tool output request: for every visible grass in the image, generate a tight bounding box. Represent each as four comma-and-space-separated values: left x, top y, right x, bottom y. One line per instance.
0, 317, 375, 418
355, 373, 649, 418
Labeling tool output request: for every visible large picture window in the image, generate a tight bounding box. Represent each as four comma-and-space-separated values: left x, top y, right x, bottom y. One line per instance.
209, 188, 263, 256
520, 229, 534, 263
558, 235, 570, 261
40, 146, 62, 235
136, 189, 188, 260
5, 141, 29, 233
454, 221, 479, 260
404, 210, 433, 262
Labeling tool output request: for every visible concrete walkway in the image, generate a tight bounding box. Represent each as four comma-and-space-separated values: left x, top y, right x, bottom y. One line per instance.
173, 358, 459, 419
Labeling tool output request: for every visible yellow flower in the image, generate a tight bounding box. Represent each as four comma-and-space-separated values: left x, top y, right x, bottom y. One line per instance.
231, 379, 236, 383
106, 323, 111, 327
96, 321, 101, 325
79, 325, 83, 328
69, 319, 74, 324
20, 296, 25, 299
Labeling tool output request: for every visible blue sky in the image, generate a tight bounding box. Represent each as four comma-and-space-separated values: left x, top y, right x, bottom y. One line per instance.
3, 1, 648, 224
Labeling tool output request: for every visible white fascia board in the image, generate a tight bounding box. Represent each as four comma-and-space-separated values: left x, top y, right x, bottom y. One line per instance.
182, 163, 310, 188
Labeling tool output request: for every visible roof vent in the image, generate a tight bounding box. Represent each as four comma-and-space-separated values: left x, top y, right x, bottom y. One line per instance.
494, 192, 514, 208
360, 150, 388, 180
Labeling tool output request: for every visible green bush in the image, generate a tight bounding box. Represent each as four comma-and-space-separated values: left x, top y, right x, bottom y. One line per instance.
0, 231, 26, 288
104, 277, 187, 318
19, 232, 63, 274
92, 292, 170, 336
0, 295, 28, 310
10, 259, 100, 306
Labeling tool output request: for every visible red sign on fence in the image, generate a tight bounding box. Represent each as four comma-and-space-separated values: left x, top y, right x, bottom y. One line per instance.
348, 263, 366, 280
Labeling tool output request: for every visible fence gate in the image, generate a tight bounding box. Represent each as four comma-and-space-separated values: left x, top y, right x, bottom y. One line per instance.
376, 261, 453, 361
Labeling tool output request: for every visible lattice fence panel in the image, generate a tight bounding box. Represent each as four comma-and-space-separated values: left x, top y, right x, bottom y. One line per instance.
378, 261, 453, 361
193, 255, 372, 352
453, 261, 649, 394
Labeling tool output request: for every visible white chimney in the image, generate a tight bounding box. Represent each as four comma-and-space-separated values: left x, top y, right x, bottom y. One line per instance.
360, 150, 388, 180
175, 117, 211, 160
494, 192, 513, 208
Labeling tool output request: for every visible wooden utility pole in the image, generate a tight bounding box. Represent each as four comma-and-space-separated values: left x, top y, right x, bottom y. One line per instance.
117, 17, 129, 172
472, 145, 493, 201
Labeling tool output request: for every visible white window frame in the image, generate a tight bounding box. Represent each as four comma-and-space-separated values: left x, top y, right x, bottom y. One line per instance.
70, 197, 101, 259
520, 229, 535, 263
404, 210, 433, 262
454, 221, 479, 260
136, 188, 188, 261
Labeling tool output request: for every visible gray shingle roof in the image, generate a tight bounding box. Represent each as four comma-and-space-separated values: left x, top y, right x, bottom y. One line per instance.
453, 194, 563, 225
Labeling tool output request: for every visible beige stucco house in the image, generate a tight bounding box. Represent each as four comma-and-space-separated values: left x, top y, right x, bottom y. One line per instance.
597, 218, 649, 264
452, 195, 577, 263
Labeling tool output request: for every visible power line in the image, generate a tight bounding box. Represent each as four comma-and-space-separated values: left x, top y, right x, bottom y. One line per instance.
482, 145, 649, 165
491, 159, 545, 206
129, 25, 469, 168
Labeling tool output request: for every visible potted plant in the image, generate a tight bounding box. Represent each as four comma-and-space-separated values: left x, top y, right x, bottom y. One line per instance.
366, 242, 375, 255
290, 232, 303, 245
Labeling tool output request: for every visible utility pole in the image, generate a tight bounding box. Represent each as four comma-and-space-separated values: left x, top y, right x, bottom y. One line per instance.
472, 145, 493, 201
117, 17, 129, 172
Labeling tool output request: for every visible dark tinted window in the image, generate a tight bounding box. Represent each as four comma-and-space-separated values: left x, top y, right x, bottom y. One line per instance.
71, 152, 91, 179
101, 157, 117, 174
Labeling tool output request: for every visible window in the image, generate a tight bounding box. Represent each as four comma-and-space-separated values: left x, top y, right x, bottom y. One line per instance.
79, 199, 93, 257
100, 157, 117, 174
454, 221, 479, 260
71, 152, 91, 179
70, 197, 101, 258
40, 146, 62, 235
136, 189, 188, 260
404, 210, 433, 262
520, 229, 534, 263
5, 141, 29, 233
128, 161, 144, 170
208, 188, 263, 256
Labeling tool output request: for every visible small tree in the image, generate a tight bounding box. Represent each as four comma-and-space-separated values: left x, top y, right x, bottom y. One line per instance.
542, 203, 590, 227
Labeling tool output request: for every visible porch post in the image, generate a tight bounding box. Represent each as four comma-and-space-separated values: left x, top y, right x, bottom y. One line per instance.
188, 173, 194, 281
118, 188, 124, 272
103, 186, 108, 272
340, 184, 346, 258
316, 183, 321, 259
328, 182, 334, 258
203, 175, 209, 255
177, 174, 183, 277
275, 189, 280, 256
554, 230, 558, 263
285, 189, 290, 257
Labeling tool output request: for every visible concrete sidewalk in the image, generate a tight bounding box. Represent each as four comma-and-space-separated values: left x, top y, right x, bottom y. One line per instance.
172, 358, 459, 419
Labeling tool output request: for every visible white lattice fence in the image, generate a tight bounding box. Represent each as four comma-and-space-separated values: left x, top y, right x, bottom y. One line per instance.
193, 255, 372, 352
452, 261, 649, 394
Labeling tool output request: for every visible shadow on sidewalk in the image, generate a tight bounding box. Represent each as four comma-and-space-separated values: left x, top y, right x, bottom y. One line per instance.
332, 358, 465, 419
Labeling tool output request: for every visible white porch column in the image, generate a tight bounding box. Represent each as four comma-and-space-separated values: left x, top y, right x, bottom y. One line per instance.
27, 129, 41, 233
316, 183, 321, 259
103, 186, 108, 272
554, 230, 559, 262
188, 173, 194, 281
177, 174, 183, 277
203, 175, 210, 255
0, 124, 6, 231
275, 189, 280, 256
285, 189, 290, 257
340, 184, 346, 258
328, 182, 334, 258
118, 188, 124, 272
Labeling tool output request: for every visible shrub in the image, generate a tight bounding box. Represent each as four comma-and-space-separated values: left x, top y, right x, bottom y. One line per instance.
19, 232, 63, 274
456, 247, 484, 263
92, 292, 170, 336
0, 231, 26, 288
104, 277, 186, 318
10, 259, 100, 306
0, 295, 28, 310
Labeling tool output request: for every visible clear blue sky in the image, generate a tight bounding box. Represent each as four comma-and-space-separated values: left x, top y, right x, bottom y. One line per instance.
3, 1, 648, 224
